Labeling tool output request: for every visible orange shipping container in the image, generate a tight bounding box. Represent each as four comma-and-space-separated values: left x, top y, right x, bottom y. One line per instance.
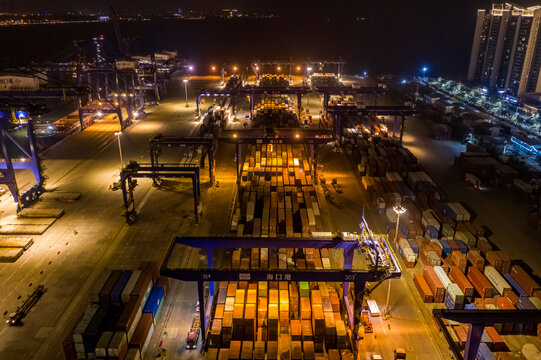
467, 267, 496, 298
449, 266, 474, 298
413, 274, 434, 303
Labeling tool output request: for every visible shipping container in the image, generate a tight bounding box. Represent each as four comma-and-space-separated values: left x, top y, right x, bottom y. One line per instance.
99, 270, 122, 306
121, 270, 142, 303
143, 286, 165, 321
130, 313, 154, 356
484, 266, 512, 296
111, 270, 133, 306
510, 265, 541, 297
89, 270, 112, 303
467, 267, 496, 298
116, 295, 143, 342
107, 331, 128, 359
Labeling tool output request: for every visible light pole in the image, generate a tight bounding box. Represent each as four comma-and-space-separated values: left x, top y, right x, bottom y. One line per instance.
183, 79, 189, 107
421, 66, 428, 80
385, 204, 406, 317
114, 131, 123, 168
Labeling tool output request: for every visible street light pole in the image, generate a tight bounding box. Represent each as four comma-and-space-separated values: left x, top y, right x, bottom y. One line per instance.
385, 204, 406, 317
183, 79, 189, 107
114, 131, 123, 168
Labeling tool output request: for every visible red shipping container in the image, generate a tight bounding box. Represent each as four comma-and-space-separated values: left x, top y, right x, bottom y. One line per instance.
496, 296, 515, 310
99, 270, 122, 306
510, 265, 541, 297
467, 267, 496, 298
141, 261, 160, 284
485, 327, 506, 352
423, 266, 445, 302
449, 266, 474, 298
453, 325, 468, 348
413, 274, 434, 303
495, 251, 511, 274
130, 313, 153, 350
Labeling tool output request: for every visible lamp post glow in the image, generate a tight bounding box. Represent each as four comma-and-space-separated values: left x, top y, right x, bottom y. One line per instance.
114, 131, 123, 168
183, 79, 189, 107
422, 66, 428, 79
385, 204, 406, 317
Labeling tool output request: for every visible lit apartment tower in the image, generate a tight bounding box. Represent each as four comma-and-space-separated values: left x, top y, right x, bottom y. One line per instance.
467, 3, 541, 97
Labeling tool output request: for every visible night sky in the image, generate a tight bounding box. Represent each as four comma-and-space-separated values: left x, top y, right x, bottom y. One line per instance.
5, 1, 541, 16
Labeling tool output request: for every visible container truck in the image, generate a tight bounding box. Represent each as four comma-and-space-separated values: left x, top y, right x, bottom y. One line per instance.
186, 315, 200, 349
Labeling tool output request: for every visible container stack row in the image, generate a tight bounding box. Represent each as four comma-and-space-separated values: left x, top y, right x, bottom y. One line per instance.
252, 95, 297, 128
63, 262, 168, 360
352, 137, 418, 177
258, 75, 290, 88
352, 134, 541, 358
205, 280, 353, 360
232, 144, 324, 237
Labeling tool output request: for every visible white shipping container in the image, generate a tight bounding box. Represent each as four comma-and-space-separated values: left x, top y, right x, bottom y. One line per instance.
403, 247, 416, 263
367, 299, 380, 316
398, 239, 410, 252
447, 203, 463, 221
128, 304, 143, 342
434, 266, 452, 289
311, 232, 333, 239
142, 280, 154, 309
0, 75, 40, 91
73, 304, 99, 343
452, 202, 471, 222
484, 266, 512, 295
446, 283, 465, 305
121, 270, 142, 304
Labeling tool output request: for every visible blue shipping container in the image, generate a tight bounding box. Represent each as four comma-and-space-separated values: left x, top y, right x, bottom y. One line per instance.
439, 239, 451, 255
426, 225, 439, 239
464, 303, 477, 310
110, 270, 133, 305
407, 239, 419, 254
444, 292, 464, 310
516, 296, 536, 310
477, 342, 495, 360
455, 240, 468, 255
143, 286, 164, 318
503, 273, 528, 297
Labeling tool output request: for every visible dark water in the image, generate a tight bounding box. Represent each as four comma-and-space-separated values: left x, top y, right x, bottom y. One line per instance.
1, 16, 476, 78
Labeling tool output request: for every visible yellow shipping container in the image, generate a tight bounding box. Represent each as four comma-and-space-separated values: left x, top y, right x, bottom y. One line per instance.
225, 297, 235, 312
235, 289, 246, 304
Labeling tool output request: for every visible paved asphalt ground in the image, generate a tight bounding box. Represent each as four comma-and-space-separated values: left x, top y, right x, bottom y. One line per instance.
0, 76, 538, 360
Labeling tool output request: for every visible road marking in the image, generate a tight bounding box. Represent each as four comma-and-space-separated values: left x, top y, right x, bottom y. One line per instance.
136, 185, 154, 213
32, 224, 129, 360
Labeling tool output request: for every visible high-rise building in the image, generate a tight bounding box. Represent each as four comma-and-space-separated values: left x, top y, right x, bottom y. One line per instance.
467, 3, 541, 97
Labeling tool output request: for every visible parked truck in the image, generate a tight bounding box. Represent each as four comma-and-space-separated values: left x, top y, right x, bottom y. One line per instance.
186, 315, 200, 350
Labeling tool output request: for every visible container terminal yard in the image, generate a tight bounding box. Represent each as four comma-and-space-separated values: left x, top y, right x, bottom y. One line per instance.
1, 52, 541, 360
